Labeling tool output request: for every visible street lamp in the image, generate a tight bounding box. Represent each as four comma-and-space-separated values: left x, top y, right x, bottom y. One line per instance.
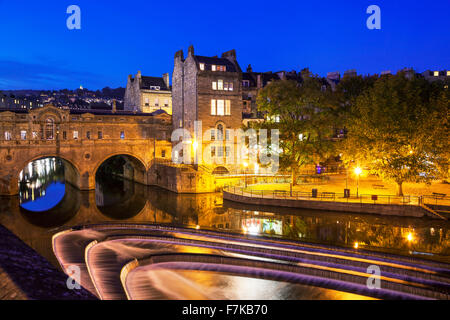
243, 161, 249, 188
354, 167, 362, 198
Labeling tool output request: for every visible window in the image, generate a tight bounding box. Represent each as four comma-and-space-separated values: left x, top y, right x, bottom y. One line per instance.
73, 131, 79, 140
211, 65, 216, 71
211, 146, 216, 157
217, 100, 224, 115
218, 80, 223, 90
447, 71, 450, 76
86, 131, 91, 139
224, 82, 228, 91
154, 98, 159, 107
211, 99, 216, 115
4, 131, 11, 140
20, 130, 27, 140
45, 118, 54, 140
243, 80, 250, 87
145, 98, 149, 106
217, 124, 224, 141
225, 100, 231, 115
225, 129, 230, 141
217, 65, 226, 72
210, 129, 215, 141
434, 71, 439, 77
164, 99, 169, 107
229, 82, 233, 91
63, 131, 67, 140
161, 150, 166, 158
212, 82, 217, 90
32, 132, 38, 139
218, 146, 223, 157
98, 131, 103, 139
225, 146, 230, 157
199, 63, 205, 71
120, 131, 125, 139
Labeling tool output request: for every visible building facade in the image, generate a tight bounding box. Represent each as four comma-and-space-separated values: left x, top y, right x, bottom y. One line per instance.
172, 46, 243, 173
124, 71, 172, 114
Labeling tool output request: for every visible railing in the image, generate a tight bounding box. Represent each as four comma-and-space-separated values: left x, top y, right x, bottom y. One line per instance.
224, 186, 426, 206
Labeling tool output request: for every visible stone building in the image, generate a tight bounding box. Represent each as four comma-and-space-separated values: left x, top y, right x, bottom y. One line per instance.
172, 46, 243, 173
124, 71, 172, 114
422, 70, 450, 82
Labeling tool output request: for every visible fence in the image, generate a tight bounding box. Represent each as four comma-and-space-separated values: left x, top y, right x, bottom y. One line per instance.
223, 185, 433, 207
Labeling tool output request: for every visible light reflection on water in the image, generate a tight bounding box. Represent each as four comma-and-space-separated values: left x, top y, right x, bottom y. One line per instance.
2, 158, 449, 269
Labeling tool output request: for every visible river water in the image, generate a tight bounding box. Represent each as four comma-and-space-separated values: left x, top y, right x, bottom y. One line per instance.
0, 157, 449, 299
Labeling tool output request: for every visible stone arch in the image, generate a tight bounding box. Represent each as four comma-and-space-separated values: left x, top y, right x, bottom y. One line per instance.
94, 153, 148, 185
12, 155, 82, 196
212, 166, 230, 175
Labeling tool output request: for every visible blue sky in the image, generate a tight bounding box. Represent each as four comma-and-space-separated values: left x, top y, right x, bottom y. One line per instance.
0, 0, 448, 90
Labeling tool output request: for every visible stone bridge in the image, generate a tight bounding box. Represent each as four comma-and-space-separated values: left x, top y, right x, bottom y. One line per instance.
0, 105, 173, 195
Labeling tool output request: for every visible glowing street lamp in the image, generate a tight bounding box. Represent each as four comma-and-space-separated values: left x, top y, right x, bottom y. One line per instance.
354, 167, 362, 198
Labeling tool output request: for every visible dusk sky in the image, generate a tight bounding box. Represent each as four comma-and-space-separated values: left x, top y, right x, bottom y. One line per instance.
0, 0, 448, 90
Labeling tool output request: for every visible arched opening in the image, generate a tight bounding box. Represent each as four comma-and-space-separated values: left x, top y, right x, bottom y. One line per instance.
95, 155, 147, 219
18, 157, 80, 212
212, 166, 230, 175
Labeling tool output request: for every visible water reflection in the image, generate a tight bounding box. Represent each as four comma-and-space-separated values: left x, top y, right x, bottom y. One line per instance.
3, 158, 450, 266
19, 158, 66, 212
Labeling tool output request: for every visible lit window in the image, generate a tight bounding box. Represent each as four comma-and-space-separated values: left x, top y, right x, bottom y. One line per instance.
224, 82, 228, 91
447, 71, 450, 76
145, 98, 149, 106
164, 99, 169, 107
45, 118, 54, 140
218, 146, 223, 157
73, 131, 79, 140
211, 99, 216, 115
217, 100, 224, 115
210, 129, 215, 141
229, 82, 233, 91
225, 129, 230, 141
225, 146, 230, 157
225, 100, 231, 115
155, 98, 159, 107
20, 130, 27, 140
32, 132, 38, 139
212, 65, 217, 71
199, 63, 205, 71
218, 80, 223, 90
211, 146, 216, 157
4, 131, 11, 140
120, 131, 125, 139
212, 82, 217, 90
434, 71, 439, 77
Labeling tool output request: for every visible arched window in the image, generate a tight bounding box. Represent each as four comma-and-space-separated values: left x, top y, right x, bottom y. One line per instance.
45, 118, 54, 140
216, 124, 224, 141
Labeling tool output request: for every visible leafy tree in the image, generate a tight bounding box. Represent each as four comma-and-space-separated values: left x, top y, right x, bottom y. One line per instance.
255, 75, 336, 185
341, 72, 449, 196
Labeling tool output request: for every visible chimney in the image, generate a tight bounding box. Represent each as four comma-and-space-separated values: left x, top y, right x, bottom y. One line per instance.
188, 45, 194, 57
162, 73, 170, 89
257, 74, 262, 89
112, 99, 117, 113
174, 49, 184, 61
137, 70, 142, 79
222, 49, 236, 61
247, 64, 253, 73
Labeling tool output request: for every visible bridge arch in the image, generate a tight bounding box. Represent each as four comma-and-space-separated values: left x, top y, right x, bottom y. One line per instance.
94, 153, 148, 185
13, 155, 82, 196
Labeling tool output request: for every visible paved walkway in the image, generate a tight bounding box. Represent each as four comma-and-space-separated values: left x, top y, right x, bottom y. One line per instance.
0, 224, 96, 300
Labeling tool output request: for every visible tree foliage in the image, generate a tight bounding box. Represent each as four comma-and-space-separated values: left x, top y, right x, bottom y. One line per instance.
255, 74, 336, 184
341, 73, 449, 195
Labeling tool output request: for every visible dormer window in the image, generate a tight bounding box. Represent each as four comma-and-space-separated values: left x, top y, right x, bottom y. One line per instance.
199, 63, 205, 71
243, 80, 250, 87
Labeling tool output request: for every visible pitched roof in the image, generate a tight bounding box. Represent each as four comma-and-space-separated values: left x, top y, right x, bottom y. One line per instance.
140, 76, 169, 91
194, 55, 238, 72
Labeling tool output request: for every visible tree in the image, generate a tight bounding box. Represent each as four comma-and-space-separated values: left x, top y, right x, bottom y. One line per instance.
255, 75, 336, 185
341, 72, 449, 196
